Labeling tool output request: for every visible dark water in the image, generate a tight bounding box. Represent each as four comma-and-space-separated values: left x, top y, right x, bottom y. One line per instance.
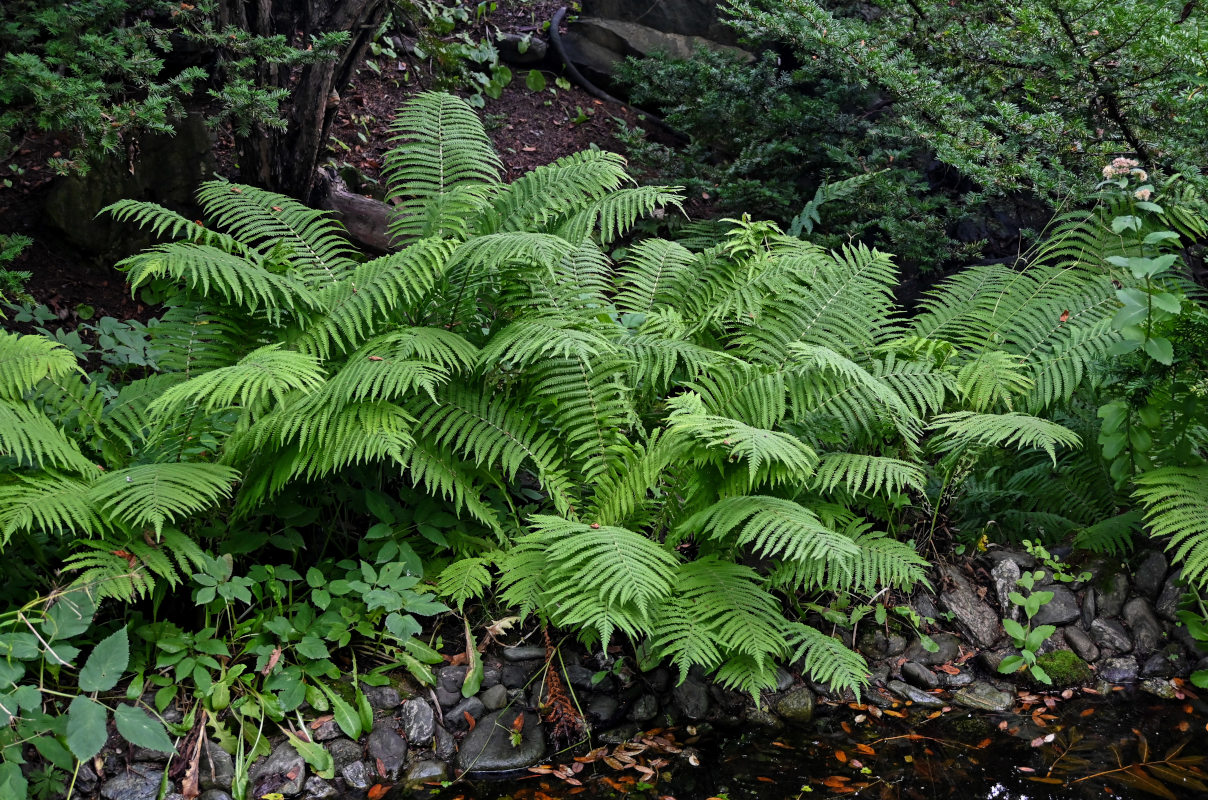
437, 689, 1208, 800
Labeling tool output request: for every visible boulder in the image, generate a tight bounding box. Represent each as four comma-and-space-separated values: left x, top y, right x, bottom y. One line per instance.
1122, 597, 1163, 654
1063, 626, 1100, 663
939, 565, 1003, 648
1132, 551, 1168, 598
456, 710, 546, 773
952, 681, 1013, 712
249, 743, 306, 796
1031, 586, 1081, 626
774, 687, 815, 724
886, 680, 945, 708
401, 698, 435, 745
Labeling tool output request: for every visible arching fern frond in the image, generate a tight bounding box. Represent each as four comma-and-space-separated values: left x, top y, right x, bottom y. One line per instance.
0, 472, 100, 542
0, 331, 80, 399
89, 463, 239, 536
681, 495, 861, 566
0, 401, 95, 472
436, 556, 495, 612
929, 411, 1082, 465
480, 150, 631, 234
1133, 466, 1208, 588
614, 238, 700, 314
813, 452, 926, 497
150, 304, 254, 375
785, 623, 869, 700
555, 186, 683, 245
102, 198, 246, 254
397, 441, 504, 535
955, 350, 1034, 412
149, 345, 324, 421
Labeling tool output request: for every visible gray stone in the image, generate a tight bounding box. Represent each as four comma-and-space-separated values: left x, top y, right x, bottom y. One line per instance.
774, 687, 815, 723
991, 558, 1022, 617
645, 667, 672, 693
774, 667, 795, 692
584, 0, 741, 42
366, 726, 407, 781
672, 678, 709, 720
362, 684, 401, 711
401, 698, 435, 745
982, 549, 1037, 571
901, 661, 939, 690
437, 666, 468, 694
457, 710, 546, 772
1123, 597, 1163, 654
1141, 650, 1179, 678
743, 707, 785, 729
886, 680, 945, 708
131, 746, 171, 764
502, 646, 547, 662
1140, 678, 1179, 699
446, 696, 486, 732
1091, 618, 1133, 653
481, 661, 503, 689
939, 669, 975, 688
857, 630, 907, 660
1096, 573, 1130, 617
339, 760, 370, 790
564, 17, 748, 76
978, 648, 1010, 674
563, 664, 596, 691
76, 762, 99, 794
1133, 551, 1169, 598
502, 662, 540, 689
199, 739, 234, 791
1099, 656, 1139, 683
434, 725, 457, 761
868, 663, 891, 686
1032, 586, 1081, 626
1156, 572, 1184, 621
495, 32, 549, 65
904, 632, 960, 666
1063, 626, 1100, 663
198, 792, 233, 800
326, 738, 361, 771
587, 694, 620, 724
404, 759, 451, 787
953, 682, 1013, 712
939, 565, 1002, 648
911, 592, 942, 623
435, 687, 461, 709
627, 694, 659, 722
1081, 588, 1096, 630
480, 683, 509, 711
250, 743, 306, 796
101, 767, 164, 800
302, 776, 336, 800
310, 719, 340, 742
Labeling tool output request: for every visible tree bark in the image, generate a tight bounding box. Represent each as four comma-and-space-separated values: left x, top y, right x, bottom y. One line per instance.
218, 0, 387, 201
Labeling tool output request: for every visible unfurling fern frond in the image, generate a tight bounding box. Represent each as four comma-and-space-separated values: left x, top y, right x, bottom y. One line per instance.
436, 556, 495, 612
1133, 467, 1208, 588
384, 91, 503, 243
89, 463, 239, 536
812, 452, 927, 497
929, 411, 1082, 465
785, 622, 869, 700
0, 331, 80, 399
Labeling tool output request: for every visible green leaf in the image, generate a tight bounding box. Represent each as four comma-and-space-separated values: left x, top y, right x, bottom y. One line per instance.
306, 567, 326, 588
295, 637, 330, 661
462, 617, 482, 699
1110, 215, 1141, 233
33, 735, 75, 771
0, 661, 23, 690
1150, 292, 1181, 314
114, 703, 175, 754
284, 730, 335, 779
43, 588, 97, 641
356, 687, 373, 732
526, 70, 547, 91
1029, 665, 1052, 684
997, 655, 1025, 674
1143, 231, 1181, 246
1002, 618, 1027, 642
0, 762, 27, 800
0, 633, 39, 660
1191, 670, 1208, 689
79, 627, 130, 692
66, 696, 109, 760
1143, 336, 1173, 365
319, 683, 362, 739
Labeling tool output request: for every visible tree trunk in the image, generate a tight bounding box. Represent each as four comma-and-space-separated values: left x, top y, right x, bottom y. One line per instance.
218, 0, 387, 201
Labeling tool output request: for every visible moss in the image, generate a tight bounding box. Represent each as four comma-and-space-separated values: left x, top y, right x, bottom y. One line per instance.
1034, 650, 1093, 687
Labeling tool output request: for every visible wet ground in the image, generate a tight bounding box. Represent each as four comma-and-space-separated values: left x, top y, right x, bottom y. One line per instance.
434, 687, 1208, 800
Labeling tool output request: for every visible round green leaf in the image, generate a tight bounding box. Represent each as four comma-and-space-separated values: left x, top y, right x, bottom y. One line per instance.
114, 703, 176, 754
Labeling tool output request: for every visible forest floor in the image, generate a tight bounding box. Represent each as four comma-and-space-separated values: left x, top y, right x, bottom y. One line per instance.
0, 0, 684, 331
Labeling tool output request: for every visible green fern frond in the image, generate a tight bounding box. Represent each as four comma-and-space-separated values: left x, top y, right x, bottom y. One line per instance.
788, 344, 920, 441
689, 361, 786, 430
89, 463, 239, 536
956, 350, 1034, 412
150, 304, 253, 375
585, 432, 680, 528
681, 495, 861, 566
0, 472, 100, 542
436, 556, 494, 612
196, 181, 358, 287
614, 239, 700, 314
359, 328, 478, 373
384, 91, 503, 243
0, 401, 95, 472
101, 198, 246, 253
0, 331, 81, 399
844, 526, 929, 592
813, 452, 926, 497
785, 622, 869, 699
1133, 466, 1208, 588
325, 351, 449, 405
1072, 511, 1141, 556
477, 315, 615, 368
64, 543, 157, 602
149, 345, 324, 420
555, 186, 683, 245
481, 150, 630, 234
397, 442, 504, 534
929, 411, 1082, 465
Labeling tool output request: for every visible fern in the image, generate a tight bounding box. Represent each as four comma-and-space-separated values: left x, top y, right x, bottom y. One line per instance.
89, 463, 239, 536
436, 556, 495, 612
0, 472, 100, 542
681, 495, 861, 567
785, 623, 870, 700
1133, 467, 1208, 589
929, 411, 1082, 465
813, 452, 926, 497
0, 331, 80, 399
149, 345, 325, 419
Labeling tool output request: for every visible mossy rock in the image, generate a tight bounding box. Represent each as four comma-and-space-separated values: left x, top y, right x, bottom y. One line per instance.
1034, 650, 1093, 687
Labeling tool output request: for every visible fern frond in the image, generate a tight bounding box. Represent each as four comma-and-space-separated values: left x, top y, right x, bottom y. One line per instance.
101, 198, 246, 253
480, 150, 630, 234
0, 401, 95, 472
1133, 466, 1208, 588
1073, 511, 1141, 556
196, 181, 358, 287
614, 238, 700, 314
0, 472, 100, 542
929, 411, 1082, 465
64, 543, 157, 602
813, 452, 926, 497
585, 432, 681, 528
150, 304, 254, 375
785, 623, 869, 699
555, 186, 683, 245
89, 463, 239, 535
955, 350, 1034, 412
149, 345, 325, 420
681, 495, 861, 566
436, 557, 494, 612
397, 442, 505, 535
476, 315, 615, 368
844, 526, 929, 592
0, 331, 81, 399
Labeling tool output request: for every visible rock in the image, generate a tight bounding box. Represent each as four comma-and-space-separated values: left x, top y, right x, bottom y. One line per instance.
362, 684, 401, 711
904, 632, 960, 666
977, 648, 1010, 674
502, 646, 547, 662
1032, 586, 1081, 626
857, 630, 907, 660
481, 661, 502, 688
198, 792, 233, 800
1140, 678, 1179, 699
587, 695, 620, 724
563, 664, 596, 691
868, 664, 891, 686
1091, 618, 1133, 653
495, 32, 548, 65
910, 593, 942, 623
1080, 588, 1096, 630
1034, 650, 1093, 687
457, 710, 546, 773
774, 667, 795, 692
1156, 571, 1184, 621
673, 678, 709, 720
563, 16, 748, 78
953, 681, 1013, 712
302, 776, 336, 799
584, 0, 742, 43
366, 726, 408, 781
774, 687, 815, 723
939, 565, 1002, 648
1123, 597, 1163, 654
339, 760, 370, 790
982, 549, 1037, 571
1141, 650, 1180, 678
1063, 626, 1100, 663
437, 666, 468, 694
101, 766, 164, 800
938, 669, 975, 688
886, 680, 945, 708
991, 558, 1022, 617
326, 738, 361, 771
404, 759, 450, 787
446, 697, 486, 732
1099, 656, 1139, 683
401, 698, 435, 745
743, 707, 785, 729
644, 667, 672, 693
250, 743, 306, 796
310, 718, 340, 741
901, 662, 939, 690
76, 761, 100, 794
501, 662, 540, 689
480, 684, 509, 711
435, 687, 460, 709
434, 725, 457, 762
627, 694, 659, 722
197, 740, 234, 792
1096, 574, 1130, 617
1133, 551, 1168, 599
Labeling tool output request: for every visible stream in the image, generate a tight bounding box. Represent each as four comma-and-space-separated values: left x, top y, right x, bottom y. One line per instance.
435, 689, 1208, 800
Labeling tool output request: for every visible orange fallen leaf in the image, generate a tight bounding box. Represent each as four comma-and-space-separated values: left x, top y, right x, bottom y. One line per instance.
840, 721, 853, 734
755, 776, 776, 783
835, 750, 848, 763
770, 741, 794, 750
855, 743, 875, 755
823, 776, 851, 788
976, 738, 991, 749
367, 785, 390, 800
522, 146, 537, 152
1080, 708, 1095, 717
463, 711, 476, 730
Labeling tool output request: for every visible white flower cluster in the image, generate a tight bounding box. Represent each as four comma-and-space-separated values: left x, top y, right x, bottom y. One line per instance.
1101, 157, 1151, 199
